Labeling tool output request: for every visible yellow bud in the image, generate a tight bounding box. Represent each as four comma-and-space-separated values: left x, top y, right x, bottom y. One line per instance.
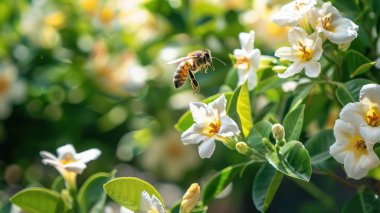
272, 123, 285, 141
236, 142, 253, 155
181, 183, 201, 213
272, 65, 287, 74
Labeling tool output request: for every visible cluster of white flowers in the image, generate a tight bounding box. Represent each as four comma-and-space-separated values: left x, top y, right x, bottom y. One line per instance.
330, 84, 380, 179
272, 0, 358, 78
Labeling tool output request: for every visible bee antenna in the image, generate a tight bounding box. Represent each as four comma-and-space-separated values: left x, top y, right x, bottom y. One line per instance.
212, 57, 226, 66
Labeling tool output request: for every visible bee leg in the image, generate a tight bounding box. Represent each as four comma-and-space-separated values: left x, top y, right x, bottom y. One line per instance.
188, 70, 200, 94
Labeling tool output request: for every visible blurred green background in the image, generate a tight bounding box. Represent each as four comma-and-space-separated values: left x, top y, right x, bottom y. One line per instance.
0, 0, 379, 212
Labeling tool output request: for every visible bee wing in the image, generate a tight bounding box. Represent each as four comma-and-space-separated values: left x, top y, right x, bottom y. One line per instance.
166, 56, 197, 64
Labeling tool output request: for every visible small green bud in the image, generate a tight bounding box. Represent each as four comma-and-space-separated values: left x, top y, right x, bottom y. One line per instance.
263, 138, 275, 152
259, 55, 277, 68
236, 142, 253, 156
272, 123, 285, 141
272, 65, 287, 74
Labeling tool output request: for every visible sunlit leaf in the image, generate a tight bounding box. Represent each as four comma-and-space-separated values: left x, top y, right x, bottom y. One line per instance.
10, 187, 65, 213
343, 50, 372, 78
290, 83, 315, 111
283, 104, 305, 141
266, 141, 312, 181
252, 164, 283, 213
237, 81, 253, 138
103, 177, 164, 211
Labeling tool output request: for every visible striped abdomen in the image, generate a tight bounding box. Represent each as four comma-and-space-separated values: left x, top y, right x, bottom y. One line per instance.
173, 61, 191, 88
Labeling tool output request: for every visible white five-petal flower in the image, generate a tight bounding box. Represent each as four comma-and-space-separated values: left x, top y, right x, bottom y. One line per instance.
40, 144, 101, 185
330, 120, 380, 179
275, 27, 323, 78
120, 191, 165, 213
308, 2, 358, 45
339, 84, 380, 144
272, 0, 316, 26
181, 94, 240, 159
233, 31, 261, 91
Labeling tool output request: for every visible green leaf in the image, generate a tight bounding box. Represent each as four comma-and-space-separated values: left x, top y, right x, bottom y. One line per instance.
350, 62, 375, 78
290, 83, 315, 111
77, 171, 115, 213
283, 104, 305, 141
343, 50, 372, 78
305, 129, 335, 165
252, 164, 283, 213
342, 190, 380, 213
237, 81, 253, 138
103, 177, 164, 211
10, 187, 65, 213
174, 92, 234, 132
335, 79, 375, 106
266, 141, 312, 181
247, 121, 273, 151
202, 164, 245, 205
51, 176, 65, 192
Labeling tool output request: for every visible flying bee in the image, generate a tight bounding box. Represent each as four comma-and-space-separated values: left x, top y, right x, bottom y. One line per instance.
167, 49, 226, 93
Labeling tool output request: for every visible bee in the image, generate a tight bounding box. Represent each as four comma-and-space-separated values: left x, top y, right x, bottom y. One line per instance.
167, 49, 225, 93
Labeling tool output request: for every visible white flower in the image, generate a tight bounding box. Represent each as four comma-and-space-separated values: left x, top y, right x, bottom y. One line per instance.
339, 84, 380, 144
181, 94, 240, 159
40, 144, 101, 186
275, 27, 322, 78
0, 63, 26, 119
272, 0, 316, 26
139, 191, 165, 213
330, 120, 380, 179
233, 31, 261, 91
308, 2, 358, 44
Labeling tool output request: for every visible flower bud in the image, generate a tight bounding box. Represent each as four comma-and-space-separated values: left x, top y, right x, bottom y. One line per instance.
259, 55, 277, 69
338, 42, 350, 51
181, 183, 201, 213
263, 138, 275, 152
272, 65, 287, 74
235, 142, 253, 156
272, 123, 285, 141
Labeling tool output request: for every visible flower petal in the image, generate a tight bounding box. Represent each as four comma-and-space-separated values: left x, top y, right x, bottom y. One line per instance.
57, 144, 77, 159
64, 161, 87, 174
333, 119, 354, 144
360, 126, 380, 144
247, 67, 258, 91
239, 31, 255, 51
304, 61, 321, 78
247, 49, 261, 69
208, 94, 227, 116
274, 47, 299, 61
218, 116, 240, 137
360, 84, 380, 104
198, 137, 216, 159
40, 151, 57, 160
278, 62, 305, 78
76, 148, 101, 163
339, 102, 367, 127
343, 152, 366, 179
181, 123, 208, 145
288, 27, 308, 48
236, 68, 248, 88
151, 194, 165, 213
329, 142, 347, 164
140, 191, 152, 211
325, 18, 358, 44
42, 159, 63, 168
189, 102, 211, 124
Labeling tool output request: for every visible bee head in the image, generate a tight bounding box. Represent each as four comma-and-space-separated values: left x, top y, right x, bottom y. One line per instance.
204, 49, 214, 69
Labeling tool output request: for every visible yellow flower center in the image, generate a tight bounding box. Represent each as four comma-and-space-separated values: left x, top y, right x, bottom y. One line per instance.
366, 107, 380, 127
0, 78, 10, 96
60, 153, 76, 165
234, 56, 251, 71
345, 135, 368, 160
321, 13, 334, 31
208, 122, 221, 135
44, 12, 66, 29
297, 41, 312, 61
100, 7, 114, 24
